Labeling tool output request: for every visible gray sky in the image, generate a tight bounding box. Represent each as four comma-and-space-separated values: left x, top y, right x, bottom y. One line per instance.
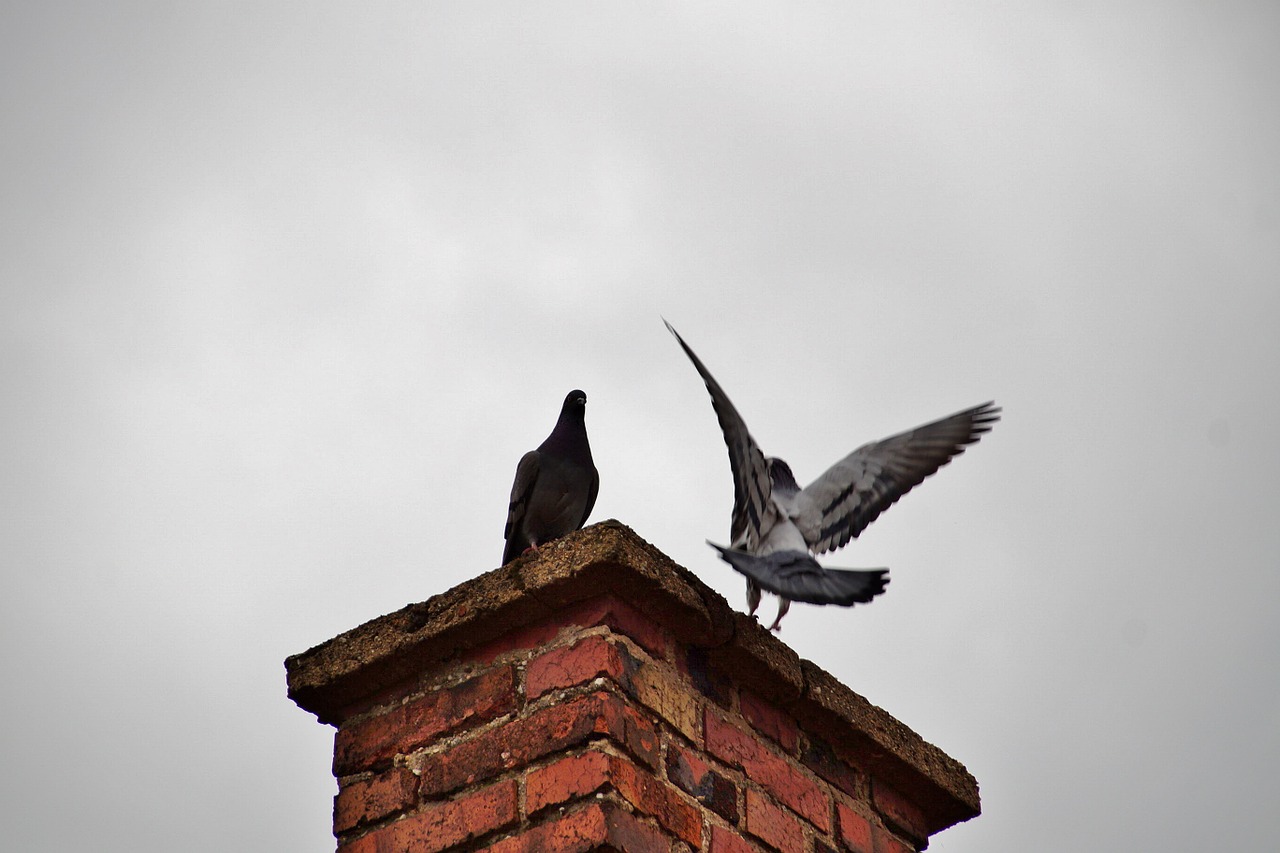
3, 3, 1278, 850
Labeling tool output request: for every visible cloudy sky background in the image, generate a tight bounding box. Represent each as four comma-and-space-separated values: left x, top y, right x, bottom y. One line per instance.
3, 3, 1278, 850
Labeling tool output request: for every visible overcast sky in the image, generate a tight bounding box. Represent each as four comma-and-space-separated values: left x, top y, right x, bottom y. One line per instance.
3, 3, 1278, 851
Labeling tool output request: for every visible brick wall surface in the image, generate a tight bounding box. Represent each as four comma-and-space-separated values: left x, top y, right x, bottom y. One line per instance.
287, 522, 980, 853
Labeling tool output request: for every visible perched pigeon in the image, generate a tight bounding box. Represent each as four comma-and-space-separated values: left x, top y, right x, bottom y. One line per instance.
665, 320, 999, 631
502, 390, 599, 565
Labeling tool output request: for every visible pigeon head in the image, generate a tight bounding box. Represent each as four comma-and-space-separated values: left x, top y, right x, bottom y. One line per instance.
767, 457, 801, 494
557, 390, 588, 423
545, 390, 590, 451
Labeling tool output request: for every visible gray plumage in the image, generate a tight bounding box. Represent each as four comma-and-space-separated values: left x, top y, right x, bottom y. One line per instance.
665, 320, 999, 631
502, 390, 599, 565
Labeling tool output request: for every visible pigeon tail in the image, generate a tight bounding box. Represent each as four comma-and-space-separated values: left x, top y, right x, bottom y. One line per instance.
707, 542, 889, 606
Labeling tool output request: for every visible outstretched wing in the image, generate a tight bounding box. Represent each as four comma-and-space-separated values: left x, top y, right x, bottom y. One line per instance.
794, 402, 1001, 554
665, 320, 776, 550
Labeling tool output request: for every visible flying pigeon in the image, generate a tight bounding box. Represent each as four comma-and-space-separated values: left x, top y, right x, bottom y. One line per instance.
665, 320, 999, 631
502, 389, 600, 565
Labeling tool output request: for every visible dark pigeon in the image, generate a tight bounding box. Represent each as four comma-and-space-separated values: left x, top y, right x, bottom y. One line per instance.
665, 320, 999, 631
502, 390, 599, 565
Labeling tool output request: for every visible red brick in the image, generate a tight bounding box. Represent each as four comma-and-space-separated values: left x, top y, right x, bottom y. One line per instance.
464, 595, 669, 667
525, 745, 702, 847
680, 645, 734, 708
870, 780, 927, 845
745, 788, 806, 853
599, 798, 678, 853
706, 709, 830, 832
466, 618, 571, 667
740, 690, 798, 753
527, 634, 626, 699
334, 665, 517, 774
604, 691, 663, 770
334, 767, 417, 833
666, 740, 739, 824
836, 801, 873, 853
872, 824, 916, 853
338, 832, 377, 853
483, 801, 609, 853
710, 824, 764, 853
610, 753, 703, 847
345, 779, 517, 852
800, 736, 865, 801
484, 800, 671, 853
561, 594, 671, 659
526, 750, 611, 813
623, 645, 703, 744
417, 691, 659, 797
528, 634, 702, 744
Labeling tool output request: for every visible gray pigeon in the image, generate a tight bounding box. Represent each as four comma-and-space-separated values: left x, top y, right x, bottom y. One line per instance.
665, 320, 999, 631
502, 390, 599, 565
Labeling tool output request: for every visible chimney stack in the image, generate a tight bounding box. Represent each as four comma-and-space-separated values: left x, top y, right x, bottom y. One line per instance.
285, 521, 979, 852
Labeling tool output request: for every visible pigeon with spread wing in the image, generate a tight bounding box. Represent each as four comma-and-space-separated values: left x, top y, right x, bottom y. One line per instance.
665, 320, 999, 631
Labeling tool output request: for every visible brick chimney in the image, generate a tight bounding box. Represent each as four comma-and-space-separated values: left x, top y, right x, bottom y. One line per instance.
285, 521, 979, 852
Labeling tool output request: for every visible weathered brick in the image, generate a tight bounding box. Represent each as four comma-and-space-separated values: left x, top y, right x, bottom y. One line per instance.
871, 779, 927, 845
485, 800, 671, 853
801, 736, 865, 801
606, 691, 664, 770
745, 788, 806, 853
526, 634, 625, 699
813, 839, 839, 853
710, 824, 763, 853
681, 645, 734, 708
526, 750, 611, 814
464, 595, 669, 667
337, 831, 376, 853
525, 745, 702, 847
836, 800, 873, 853
596, 800, 674, 853
562, 594, 671, 659
666, 740, 740, 824
621, 642, 703, 744
417, 691, 659, 797
872, 824, 916, 853
483, 801, 609, 853
610, 753, 703, 847
334, 665, 517, 775
334, 767, 417, 833
344, 779, 517, 853
465, 618, 570, 667
529, 634, 703, 746
740, 690, 798, 753
706, 708, 830, 832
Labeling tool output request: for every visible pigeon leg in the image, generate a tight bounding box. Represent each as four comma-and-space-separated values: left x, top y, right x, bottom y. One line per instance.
746, 579, 762, 617
766, 597, 791, 632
